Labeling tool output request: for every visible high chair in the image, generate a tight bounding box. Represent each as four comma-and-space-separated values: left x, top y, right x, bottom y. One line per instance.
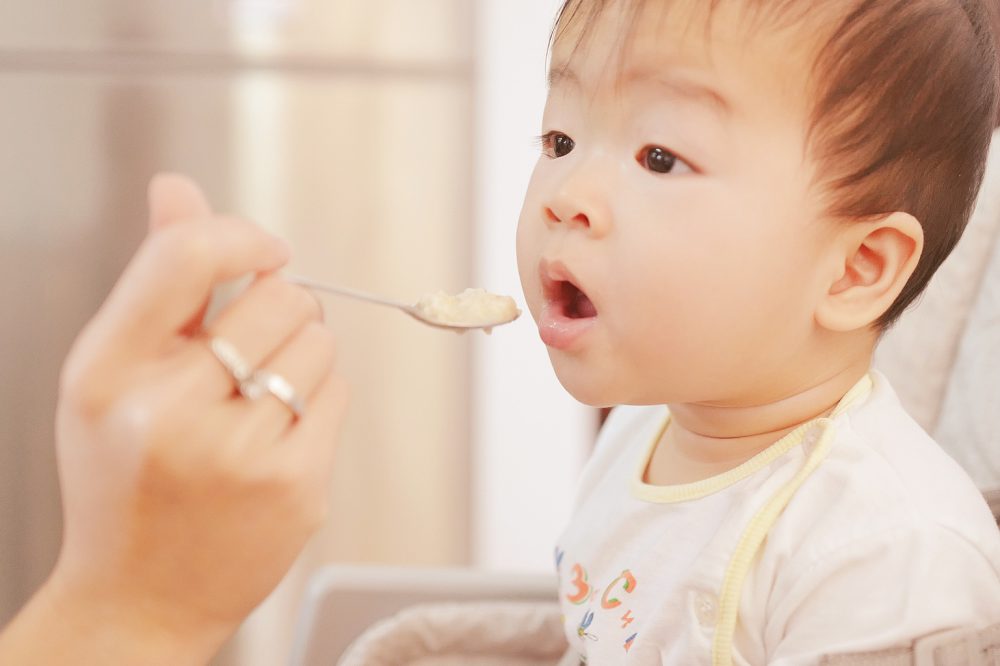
291, 132, 1000, 665
290, 566, 564, 665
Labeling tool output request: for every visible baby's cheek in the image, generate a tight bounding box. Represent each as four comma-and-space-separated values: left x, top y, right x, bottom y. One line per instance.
515, 246, 545, 324
619, 277, 745, 363
514, 227, 534, 279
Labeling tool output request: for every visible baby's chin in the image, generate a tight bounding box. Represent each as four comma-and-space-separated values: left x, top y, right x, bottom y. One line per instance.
548, 350, 688, 408
546, 349, 621, 408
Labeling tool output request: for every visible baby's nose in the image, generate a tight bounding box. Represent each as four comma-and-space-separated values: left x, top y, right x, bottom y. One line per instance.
545, 206, 591, 228
542, 165, 612, 236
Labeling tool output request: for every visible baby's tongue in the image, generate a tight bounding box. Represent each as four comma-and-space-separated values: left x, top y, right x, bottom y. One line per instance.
572, 290, 598, 318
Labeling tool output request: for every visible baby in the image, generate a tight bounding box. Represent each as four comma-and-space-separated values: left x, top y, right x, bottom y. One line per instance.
514, 0, 1000, 663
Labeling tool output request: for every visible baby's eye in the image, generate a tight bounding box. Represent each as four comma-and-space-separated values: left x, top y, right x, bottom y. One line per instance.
638, 145, 692, 175
539, 131, 575, 159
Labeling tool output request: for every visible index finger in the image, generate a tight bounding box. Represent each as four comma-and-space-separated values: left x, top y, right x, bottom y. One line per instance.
91, 216, 291, 360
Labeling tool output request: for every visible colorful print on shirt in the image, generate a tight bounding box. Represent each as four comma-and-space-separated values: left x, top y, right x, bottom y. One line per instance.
557, 548, 642, 657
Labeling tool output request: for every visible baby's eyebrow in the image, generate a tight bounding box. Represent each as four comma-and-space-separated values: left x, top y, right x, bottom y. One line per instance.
547, 63, 732, 119
627, 68, 732, 118
547, 64, 577, 90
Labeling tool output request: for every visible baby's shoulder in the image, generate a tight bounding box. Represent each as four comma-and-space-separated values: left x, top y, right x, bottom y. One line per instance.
774, 380, 1000, 577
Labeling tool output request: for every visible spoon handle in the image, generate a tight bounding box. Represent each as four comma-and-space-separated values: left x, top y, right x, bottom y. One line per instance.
285, 275, 412, 312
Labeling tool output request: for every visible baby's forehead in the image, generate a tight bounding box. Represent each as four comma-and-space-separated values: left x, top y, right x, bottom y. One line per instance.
551, 0, 830, 51
548, 0, 822, 113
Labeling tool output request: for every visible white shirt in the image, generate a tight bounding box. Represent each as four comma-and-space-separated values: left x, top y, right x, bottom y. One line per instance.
556, 370, 1000, 665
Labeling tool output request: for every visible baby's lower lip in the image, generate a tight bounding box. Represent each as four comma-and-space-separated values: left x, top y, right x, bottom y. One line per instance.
538, 302, 598, 350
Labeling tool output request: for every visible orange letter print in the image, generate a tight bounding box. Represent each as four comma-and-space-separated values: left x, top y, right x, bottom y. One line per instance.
601, 569, 637, 609
565, 563, 591, 605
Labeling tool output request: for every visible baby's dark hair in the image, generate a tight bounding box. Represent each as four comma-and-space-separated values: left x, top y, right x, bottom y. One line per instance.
551, 0, 1000, 329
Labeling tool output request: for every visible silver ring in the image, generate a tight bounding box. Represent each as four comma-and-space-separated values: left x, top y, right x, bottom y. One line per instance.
240, 370, 306, 420
208, 336, 254, 387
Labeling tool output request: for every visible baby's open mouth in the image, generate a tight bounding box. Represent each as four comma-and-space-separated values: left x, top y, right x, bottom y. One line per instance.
556, 280, 598, 319
537, 259, 599, 350
541, 260, 598, 320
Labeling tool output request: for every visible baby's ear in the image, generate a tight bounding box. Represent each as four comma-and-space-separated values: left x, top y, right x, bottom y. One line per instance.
814, 212, 924, 332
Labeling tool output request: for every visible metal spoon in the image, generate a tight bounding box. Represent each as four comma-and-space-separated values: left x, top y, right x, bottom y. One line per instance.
286, 274, 521, 332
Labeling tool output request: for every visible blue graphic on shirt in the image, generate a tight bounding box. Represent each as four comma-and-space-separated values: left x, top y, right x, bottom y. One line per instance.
577, 610, 599, 642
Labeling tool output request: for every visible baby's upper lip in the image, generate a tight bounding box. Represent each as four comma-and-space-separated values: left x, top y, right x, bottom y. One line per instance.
540, 258, 588, 300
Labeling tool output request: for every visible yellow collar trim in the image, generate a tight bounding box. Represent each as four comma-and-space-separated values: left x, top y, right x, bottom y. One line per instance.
629, 373, 874, 504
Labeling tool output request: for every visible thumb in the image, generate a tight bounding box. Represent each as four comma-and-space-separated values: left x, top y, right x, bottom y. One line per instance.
148, 173, 213, 231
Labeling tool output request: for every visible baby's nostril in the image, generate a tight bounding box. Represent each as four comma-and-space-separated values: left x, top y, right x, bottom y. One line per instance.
545, 208, 560, 223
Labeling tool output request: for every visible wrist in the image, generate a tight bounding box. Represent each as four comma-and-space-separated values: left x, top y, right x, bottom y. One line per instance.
10, 569, 237, 666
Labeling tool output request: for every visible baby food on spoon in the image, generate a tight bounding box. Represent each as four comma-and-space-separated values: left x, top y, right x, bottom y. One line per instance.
415, 288, 521, 332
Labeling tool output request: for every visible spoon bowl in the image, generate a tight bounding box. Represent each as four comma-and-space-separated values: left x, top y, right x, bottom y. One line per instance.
286, 275, 521, 333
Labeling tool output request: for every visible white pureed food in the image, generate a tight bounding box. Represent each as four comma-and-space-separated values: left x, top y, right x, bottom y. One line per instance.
415, 288, 521, 329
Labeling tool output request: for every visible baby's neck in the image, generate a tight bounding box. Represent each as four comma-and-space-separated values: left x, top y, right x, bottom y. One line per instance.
645, 359, 872, 486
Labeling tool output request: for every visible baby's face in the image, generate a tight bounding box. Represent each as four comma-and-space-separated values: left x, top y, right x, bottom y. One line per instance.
517, 1, 841, 407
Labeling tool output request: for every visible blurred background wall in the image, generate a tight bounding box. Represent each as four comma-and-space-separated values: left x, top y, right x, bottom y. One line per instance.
0, 0, 593, 663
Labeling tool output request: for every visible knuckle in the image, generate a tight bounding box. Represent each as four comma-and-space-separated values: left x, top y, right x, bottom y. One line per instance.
58, 347, 125, 422
131, 393, 235, 481
127, 403, 183, 475
58, 359, 101, 417
142, 398, 188, 451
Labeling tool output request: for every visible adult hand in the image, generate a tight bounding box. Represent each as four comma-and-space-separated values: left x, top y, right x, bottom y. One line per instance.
0, 174, 348, 665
